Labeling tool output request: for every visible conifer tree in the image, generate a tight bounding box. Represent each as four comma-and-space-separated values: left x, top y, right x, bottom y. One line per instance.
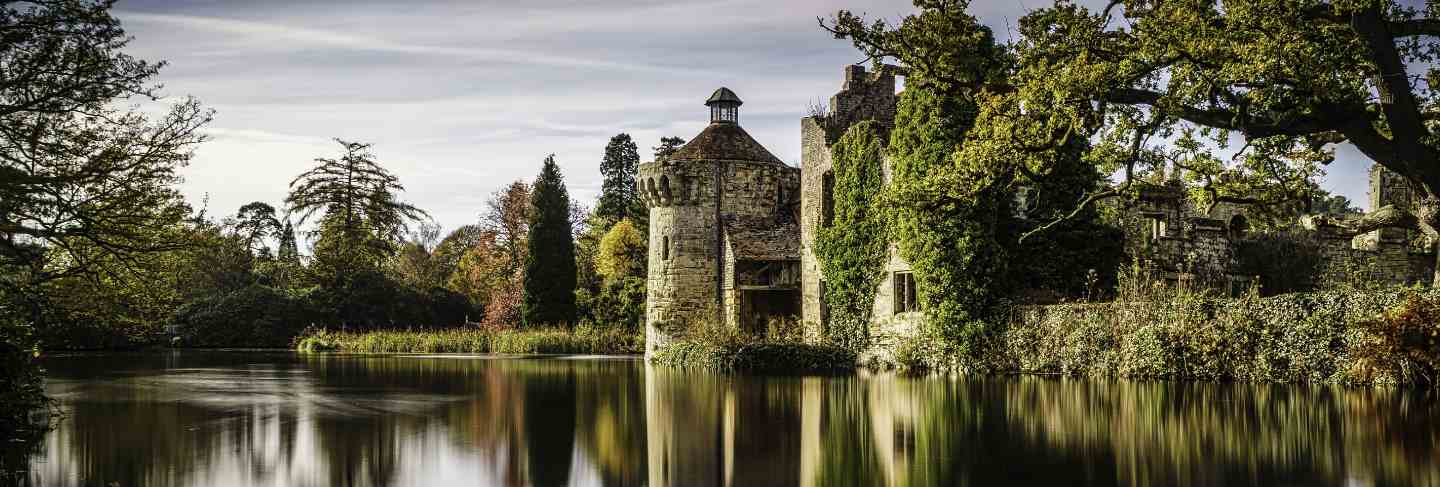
653, 136, 686, 161
522, 155, 578, 326
593, 134, 644, 228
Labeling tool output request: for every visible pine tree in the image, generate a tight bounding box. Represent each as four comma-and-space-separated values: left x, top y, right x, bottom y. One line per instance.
593, 133, 644, 228
653, 136, 686, 161
522, 155, 578, 326
277, 220, 299, 263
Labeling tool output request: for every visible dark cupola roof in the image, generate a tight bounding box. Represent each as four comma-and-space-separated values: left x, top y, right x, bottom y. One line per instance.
667, 87, 781, 164
705, 87, 743, 106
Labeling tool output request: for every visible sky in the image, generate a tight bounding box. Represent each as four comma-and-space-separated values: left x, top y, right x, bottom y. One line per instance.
113, 0, 1375, 234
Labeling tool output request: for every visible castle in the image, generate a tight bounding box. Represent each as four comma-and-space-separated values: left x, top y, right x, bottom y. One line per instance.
639, 65, 1436, 355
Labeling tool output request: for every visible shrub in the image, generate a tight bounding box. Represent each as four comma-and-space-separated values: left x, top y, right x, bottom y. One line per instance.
996, 286, 1440, 386
650, 319, 856, 373
174, 284, 324, 347
1349, 291, 1440, 384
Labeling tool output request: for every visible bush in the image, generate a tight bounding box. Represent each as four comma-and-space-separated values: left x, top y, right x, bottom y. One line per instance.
174, 284, 324, 347
995, 286, 1439, 386
650, 319, 856, 373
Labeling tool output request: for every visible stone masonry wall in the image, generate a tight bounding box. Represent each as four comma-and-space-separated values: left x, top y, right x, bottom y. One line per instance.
640, 159, 720, 354
798, 117, 833, 340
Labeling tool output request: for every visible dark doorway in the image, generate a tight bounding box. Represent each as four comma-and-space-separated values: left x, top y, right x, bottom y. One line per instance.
739, 289, 800, 336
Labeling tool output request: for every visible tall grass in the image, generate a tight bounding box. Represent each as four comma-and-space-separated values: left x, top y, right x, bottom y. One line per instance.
294, 324, 643, 355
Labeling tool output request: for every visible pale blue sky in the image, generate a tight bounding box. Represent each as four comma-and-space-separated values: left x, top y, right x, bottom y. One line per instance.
114, 0, 1373, 233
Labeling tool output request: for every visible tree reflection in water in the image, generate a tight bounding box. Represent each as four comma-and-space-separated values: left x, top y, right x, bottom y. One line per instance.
21, 351, 1440, 486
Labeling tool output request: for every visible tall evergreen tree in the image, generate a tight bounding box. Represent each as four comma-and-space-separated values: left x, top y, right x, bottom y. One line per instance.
277, 220, 299, 264
593, 134, 644, 227
523, 155, 578, 326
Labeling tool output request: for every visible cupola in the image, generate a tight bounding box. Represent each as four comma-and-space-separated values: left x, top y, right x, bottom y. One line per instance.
705, 87, 742, 124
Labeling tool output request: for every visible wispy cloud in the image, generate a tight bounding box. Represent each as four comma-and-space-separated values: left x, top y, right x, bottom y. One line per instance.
117, 11, 720, 76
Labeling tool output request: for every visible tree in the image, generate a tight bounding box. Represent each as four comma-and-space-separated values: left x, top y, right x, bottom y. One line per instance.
276, 220, 300, 263
654, 136, 687, 161
286, 140, 428, 256
0, 0, 210, 439
234, 202, 283, 258
483, 181, 531, 276
828, 0, 1440, 284
595, 219, 646, 281
594, 134, 646, 228
590, 219, 647, 327
286, 140, 428, 326
522, 155, 578, 326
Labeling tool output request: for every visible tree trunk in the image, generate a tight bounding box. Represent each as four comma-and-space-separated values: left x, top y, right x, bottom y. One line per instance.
1416, 197, 1440, 287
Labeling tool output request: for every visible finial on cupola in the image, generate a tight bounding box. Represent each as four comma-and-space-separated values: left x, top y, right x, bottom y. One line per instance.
705, 87, 742, 124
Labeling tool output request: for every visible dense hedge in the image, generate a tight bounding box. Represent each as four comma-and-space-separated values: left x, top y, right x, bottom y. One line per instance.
173, 284, 325, 347
977, 288, 1440, 386
650, 340, 857, 374
294, 325, 642, 355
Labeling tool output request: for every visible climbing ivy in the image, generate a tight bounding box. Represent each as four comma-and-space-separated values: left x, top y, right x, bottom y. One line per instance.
887, 85, 1009, 358
814, 121, 889, 352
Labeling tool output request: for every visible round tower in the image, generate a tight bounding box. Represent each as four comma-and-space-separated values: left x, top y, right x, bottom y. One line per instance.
640, 88, 799, 355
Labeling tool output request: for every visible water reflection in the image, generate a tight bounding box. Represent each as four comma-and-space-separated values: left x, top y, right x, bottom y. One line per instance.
19, 352, 1440, 486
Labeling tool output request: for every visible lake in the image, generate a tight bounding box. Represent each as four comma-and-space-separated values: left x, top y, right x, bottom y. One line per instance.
10, 351, 1440, 486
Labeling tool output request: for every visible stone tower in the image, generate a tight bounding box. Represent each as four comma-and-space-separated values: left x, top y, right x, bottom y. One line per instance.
640, 88, 801, 355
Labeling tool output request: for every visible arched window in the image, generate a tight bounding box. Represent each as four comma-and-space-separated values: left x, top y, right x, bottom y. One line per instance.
1229, 215, 1249, 239
660, 175, 672, 200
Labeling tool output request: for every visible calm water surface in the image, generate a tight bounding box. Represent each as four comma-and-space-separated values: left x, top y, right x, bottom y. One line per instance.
11, 351, 1440, 486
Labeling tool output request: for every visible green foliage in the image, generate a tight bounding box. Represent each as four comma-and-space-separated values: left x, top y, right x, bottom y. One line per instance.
595, 219, 645, 281
653, 136, 686, 161
293, 324, 643, 355
593, 134, 646, 228
173, 284, 324, 347
997, 285, 1440, 386
0, 308, 49, 447
886, 86, 1009, 354
589, 277, 645, 330
651, 340, 857, 374
814, 121, 889, 351
523, 155, 579, 326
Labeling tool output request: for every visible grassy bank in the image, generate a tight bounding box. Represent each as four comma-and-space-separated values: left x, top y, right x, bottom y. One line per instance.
894, 286, 1440, 386
294, 325, 643, 355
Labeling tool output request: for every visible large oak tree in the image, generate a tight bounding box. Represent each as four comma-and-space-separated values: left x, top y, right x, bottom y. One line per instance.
829, 0, 1440, 284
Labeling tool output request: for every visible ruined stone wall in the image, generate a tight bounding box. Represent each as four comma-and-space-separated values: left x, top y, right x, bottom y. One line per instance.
799, 65, 905, 344
828, 65, 898, 134
640, 159, 720, 354
866, 244, 923, 360
799, 117, 833, 340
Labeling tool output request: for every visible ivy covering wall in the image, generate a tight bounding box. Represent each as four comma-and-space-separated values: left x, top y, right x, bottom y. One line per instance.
886, 86, 1010, 355
814, 121, 889, 352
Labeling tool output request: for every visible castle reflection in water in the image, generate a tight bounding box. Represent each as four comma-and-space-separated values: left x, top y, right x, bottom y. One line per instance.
17, 352, 1440, 486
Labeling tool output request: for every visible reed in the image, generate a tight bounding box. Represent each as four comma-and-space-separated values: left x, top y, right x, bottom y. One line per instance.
294, 324, 643, 355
